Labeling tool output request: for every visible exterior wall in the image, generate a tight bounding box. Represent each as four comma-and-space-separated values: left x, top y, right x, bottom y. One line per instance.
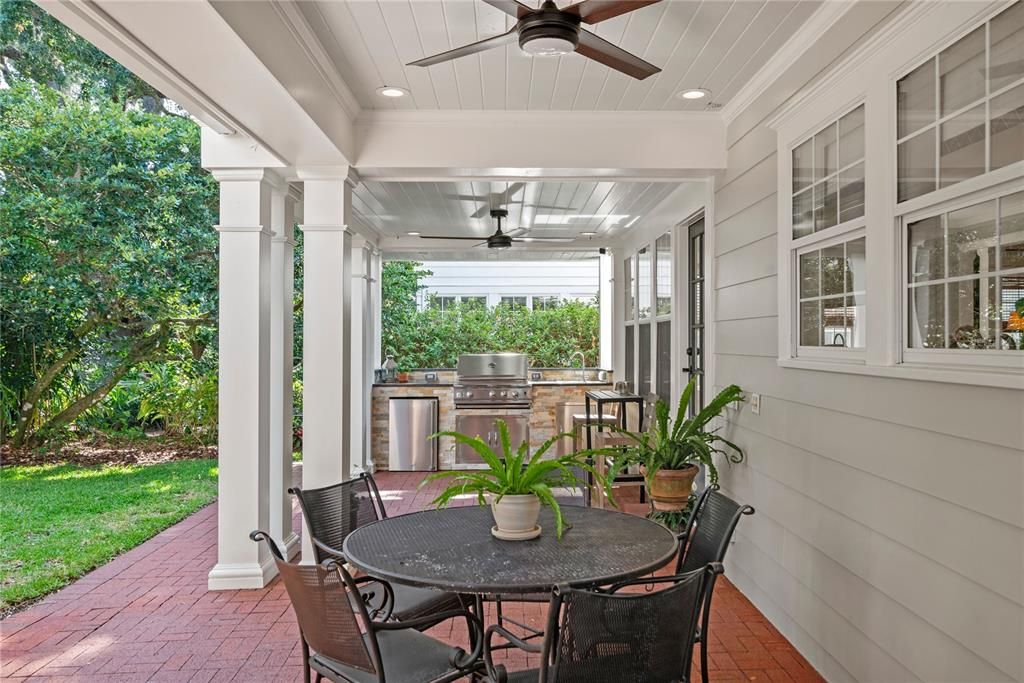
415, 259, 600, 308
713, 4, 1023, 682
370, 369, 611, 470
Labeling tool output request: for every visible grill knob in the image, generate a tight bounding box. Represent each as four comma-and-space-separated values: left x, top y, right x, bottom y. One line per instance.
488, 391, 496, 398
500, 391, 507, 397
509, 390, 518, 398
466, 391, 473, 398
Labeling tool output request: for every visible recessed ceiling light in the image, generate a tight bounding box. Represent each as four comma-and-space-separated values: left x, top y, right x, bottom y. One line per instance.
580, 231, 597, 236
406, 231, 421, 236
677, 88, 711, 100
377, 86, 409, 98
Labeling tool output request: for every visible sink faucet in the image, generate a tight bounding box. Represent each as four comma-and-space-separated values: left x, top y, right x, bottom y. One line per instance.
569, 351, 587, 382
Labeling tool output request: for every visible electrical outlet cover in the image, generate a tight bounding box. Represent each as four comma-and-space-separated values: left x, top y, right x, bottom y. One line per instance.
751, 393, 761, 415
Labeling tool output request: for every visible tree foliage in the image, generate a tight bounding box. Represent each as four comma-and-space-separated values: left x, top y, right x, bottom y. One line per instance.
381, 262, 601, 368
0, 4, 218, 447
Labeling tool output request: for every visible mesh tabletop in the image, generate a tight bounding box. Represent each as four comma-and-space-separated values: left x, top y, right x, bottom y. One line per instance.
341, 505, 678, 594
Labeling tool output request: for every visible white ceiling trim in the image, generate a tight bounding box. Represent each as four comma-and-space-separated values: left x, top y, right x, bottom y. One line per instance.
719, 0, 855, 127
354, 109, 723, 126
271, 1, 363, 121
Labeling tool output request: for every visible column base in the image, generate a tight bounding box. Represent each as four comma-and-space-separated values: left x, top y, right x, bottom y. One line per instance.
278, 531, 301, 561
207, 557, 278, 590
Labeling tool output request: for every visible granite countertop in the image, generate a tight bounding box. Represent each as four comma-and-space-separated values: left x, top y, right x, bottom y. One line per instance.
530, 380, 613, 386
373, 382, 453, 388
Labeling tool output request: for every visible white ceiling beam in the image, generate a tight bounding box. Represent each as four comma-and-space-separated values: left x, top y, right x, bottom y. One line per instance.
354, 111, 727, 180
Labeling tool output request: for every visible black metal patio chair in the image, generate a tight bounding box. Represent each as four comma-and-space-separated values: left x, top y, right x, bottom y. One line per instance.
674, 486, 755, 683
250, 531, 483, 683
483, 563, 723, 683
289, 473, 468, 626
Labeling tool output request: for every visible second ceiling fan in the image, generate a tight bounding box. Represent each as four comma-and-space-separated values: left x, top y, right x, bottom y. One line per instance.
409, 0, 662, 80
419, 209, 575, 249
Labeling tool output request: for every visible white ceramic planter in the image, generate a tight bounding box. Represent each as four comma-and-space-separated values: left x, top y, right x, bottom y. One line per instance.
490, 493, 541, 540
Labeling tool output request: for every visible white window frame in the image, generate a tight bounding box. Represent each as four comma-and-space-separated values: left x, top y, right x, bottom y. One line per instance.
770, 0, 1023, 389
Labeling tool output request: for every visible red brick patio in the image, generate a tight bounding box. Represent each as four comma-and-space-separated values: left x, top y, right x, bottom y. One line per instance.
1, 470, 824, 682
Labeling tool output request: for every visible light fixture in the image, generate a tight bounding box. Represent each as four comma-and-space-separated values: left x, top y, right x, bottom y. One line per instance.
580, 231, 597, 236
406, 231, 421, 236
519, 16, 578, 56
376, 86, 408, 98
677, 88, 710, 100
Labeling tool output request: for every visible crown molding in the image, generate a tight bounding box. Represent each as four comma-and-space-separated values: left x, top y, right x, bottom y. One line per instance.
720, 0, 856, 127
354, 109, 723, 127
270, 1, 363, 121
209, 168, 272, 183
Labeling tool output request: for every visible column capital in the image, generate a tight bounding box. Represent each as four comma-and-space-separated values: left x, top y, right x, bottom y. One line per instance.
295, 166, 360, 188
209, 168, 274, 183
215, 224, 272, 235
299, 223, 350, 233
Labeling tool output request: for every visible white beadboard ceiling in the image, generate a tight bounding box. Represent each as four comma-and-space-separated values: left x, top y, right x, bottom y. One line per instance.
353, 180, 680, 239
299, 0, 821, 111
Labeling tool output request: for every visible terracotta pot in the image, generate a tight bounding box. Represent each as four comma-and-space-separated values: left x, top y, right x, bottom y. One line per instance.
491, 494, 541, 536
645, 465, 699, 511
396, 372, 410, 383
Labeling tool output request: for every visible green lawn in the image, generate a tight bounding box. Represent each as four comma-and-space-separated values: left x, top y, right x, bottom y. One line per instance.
0, 458, 218, 611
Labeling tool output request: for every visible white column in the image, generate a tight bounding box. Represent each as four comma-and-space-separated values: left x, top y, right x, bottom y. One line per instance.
208, 170, 275, 590
599, 252, 613, 371
372, 252, 383, 371
268, 179, 299, 560
298, 170, 354, 560
350, 238, 375, 476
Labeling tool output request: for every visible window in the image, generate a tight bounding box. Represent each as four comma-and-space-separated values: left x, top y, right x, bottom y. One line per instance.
462, 296, 487, 309
533, 296, 561, 310
500, 296, 527, 308
638, 247, 651, 319
788, 104, 867, 357
792, 105, 865, 239
798, 236, 866, 348
430, 296, 456, 312
656, 233, 672, 316
906, 189, 1023, 352
897, 3, 1024, 202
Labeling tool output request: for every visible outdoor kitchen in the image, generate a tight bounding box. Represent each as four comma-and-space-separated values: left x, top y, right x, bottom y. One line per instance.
371, 353, 614, 471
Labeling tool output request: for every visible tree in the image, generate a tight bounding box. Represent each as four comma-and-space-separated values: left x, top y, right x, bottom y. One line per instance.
380, 260, 431, 359
0, 84, 218, 447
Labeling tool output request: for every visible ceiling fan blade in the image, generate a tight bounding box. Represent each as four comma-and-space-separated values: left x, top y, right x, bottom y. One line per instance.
503, 182, 526, 200
505, 227, 528, 237
480, 0, 536, 19
564, 0, 661, 24
409, 28, 518, 67
471, 205, 490, 219
525, 203, 579, 211
419, 235, 489, 241
514, 237, 577, 243
575, 28, 661, 80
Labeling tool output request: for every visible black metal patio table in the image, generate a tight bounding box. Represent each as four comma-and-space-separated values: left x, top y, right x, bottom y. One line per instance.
341, 505, 678, 595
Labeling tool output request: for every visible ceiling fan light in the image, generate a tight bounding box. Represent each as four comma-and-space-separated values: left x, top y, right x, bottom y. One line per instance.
522, 35, 575, 56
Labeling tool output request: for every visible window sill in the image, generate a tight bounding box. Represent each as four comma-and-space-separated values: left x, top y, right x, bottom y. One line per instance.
777, 357, 1024, 389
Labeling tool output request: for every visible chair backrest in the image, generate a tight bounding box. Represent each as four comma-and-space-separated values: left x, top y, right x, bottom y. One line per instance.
290, 473, 385, 563
676, 489, 754, 574
250, 531, 380, 677
541, 565, 717, 683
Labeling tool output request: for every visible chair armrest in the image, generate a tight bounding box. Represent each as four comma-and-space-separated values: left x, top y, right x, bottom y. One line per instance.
351, 575, 395, 622
484, 623, 543, 683
373, 608, 485, 672
312, 537, 345, 560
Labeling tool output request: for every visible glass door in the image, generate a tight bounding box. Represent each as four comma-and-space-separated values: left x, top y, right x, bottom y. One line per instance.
686, 217, 705, 413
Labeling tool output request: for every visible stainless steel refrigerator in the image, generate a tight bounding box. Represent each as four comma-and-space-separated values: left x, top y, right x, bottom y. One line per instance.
388, 397, 439, 471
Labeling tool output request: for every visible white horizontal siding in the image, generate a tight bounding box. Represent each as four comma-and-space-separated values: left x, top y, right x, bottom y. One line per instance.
711, 3, 1024, 680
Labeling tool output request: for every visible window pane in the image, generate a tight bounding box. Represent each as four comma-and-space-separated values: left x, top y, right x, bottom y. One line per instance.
989, 1, 1024, 92
822, 296, 846, 347
693, 278, 702, 324
839, 105, 865, 168
897, 59, 935, 139
793, 188, 814, 239
656, 321, 672, 404
814, 123, 838, 181
638, 247, 651, 319
656, 233, 671, 316
846, 237, 867, 292
898, 129, 937, 202
838, 162, 865, 223
800, 300, 821, 346
940, 104, 986, 187
799, 251, 820, 298
624, 324, 635, 390
793, 139, 813, 193
639, 322, 651, 396
1000, 274, 1024, 350
464, 296, 487, 309
947, 199, 997, 278
501, 296, 526, 307
908, 215, 945, 283
624, 256, 634, 319
848, 292, 866, 348
1000, 191, 1024, 270
949, 278, 999, 348
991, 83, 1024, 171
814, 178, 838, 232
939, 25, 986, 116
909, 283, 946, 348
821, 243, 846, 296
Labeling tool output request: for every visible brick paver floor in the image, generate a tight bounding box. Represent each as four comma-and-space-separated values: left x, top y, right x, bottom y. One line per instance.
1, 468, 824, 682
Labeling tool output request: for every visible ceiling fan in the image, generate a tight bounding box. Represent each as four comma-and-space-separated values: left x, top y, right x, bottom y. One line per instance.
408, 0, 662, 80
418, 209, 576, 249
445, 182, 579, 219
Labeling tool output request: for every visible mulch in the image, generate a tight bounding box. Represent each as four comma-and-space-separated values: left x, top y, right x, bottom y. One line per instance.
0, 438, 216, 468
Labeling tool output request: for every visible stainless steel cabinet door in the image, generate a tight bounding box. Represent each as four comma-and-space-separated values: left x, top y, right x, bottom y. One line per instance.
454, 413, 530, 465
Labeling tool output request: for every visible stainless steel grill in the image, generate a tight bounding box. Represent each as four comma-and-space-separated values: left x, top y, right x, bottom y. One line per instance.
453, 353, 532, 409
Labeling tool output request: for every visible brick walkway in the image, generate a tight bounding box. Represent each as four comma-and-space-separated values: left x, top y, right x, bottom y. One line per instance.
1, 469, 824, 682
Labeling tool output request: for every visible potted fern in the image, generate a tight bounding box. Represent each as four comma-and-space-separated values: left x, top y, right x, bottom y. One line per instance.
421, 420, 613, 540
608, 379, 745, 512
